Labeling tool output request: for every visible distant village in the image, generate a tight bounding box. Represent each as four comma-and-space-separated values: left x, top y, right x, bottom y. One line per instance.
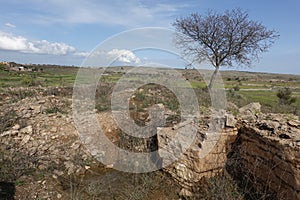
0, 61, 45, 72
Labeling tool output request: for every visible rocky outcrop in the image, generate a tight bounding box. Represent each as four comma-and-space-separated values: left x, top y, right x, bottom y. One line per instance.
0, 94, 96, 199
157, 113, 239, 195
157, 103, 300, 199
227, 113, 300, 200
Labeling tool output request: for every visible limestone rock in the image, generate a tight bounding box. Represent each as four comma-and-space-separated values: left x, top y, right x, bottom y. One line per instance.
288, 120, 300, 128
30, 105, 41, 114
12, 124, 20, 130
228, 122, 300, 200
225, 114, 237, 127
239, 102, 261, 121
64, 161, 77, 175
257, 120, 280, 133
20, 125, 33, 135
50, 127, 57, 133
0, 130, 19, 137
53, 170, 64, 177
158, 118, 239, 193
158, 110, 300, 199
179, 188, 193, 198
21, 135, 31, 146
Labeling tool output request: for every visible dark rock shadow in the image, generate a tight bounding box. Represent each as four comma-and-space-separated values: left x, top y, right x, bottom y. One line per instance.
148, 135, 163, 169
0, 182, 15, 200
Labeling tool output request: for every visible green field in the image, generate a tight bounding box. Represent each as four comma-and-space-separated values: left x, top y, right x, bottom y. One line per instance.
0, 66, 78, 87
1, 65, 300, 115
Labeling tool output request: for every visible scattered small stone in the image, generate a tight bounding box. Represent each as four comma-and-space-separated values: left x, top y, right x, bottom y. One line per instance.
71, 142, 81, 150
53, 170, 64, 176
23, 113, 32, 118
21, 135, 31, 145
20, 125, 33, 134
38, 164, 47, 170
38, 100, 46, 104
0, 130, 19, 137
105, 164, 114, 169
64, 161, 76, 175
30, 105, 41, 114
179, 188, 193, 198
288, 120, 300, 128
225, 114, 237, 127
12, 124, 20, 130
50, 127, 57, 133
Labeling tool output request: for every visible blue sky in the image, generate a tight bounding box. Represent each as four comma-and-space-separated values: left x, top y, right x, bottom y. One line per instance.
0, 0, 299, 74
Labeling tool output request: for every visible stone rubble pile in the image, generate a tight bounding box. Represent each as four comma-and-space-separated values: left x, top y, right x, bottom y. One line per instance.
0, 95, 95, 199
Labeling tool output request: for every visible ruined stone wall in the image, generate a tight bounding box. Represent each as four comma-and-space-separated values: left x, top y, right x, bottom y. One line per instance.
227, 120, 300, 200
161, 127, 237, 186
157, 103, 300, 199
157, 116, 239, 195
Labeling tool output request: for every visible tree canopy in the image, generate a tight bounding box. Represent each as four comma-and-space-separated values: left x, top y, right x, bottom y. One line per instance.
173, 8, 279, 89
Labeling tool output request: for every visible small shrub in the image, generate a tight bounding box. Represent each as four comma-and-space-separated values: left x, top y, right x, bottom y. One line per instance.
135, 92, 146, 101
44, 98, 70, 114
6, 88, 36, 102
192, 173, 244, 200
21, 75, 41, 87
0, 109, 18, 133
96, 104, 110, 112
276, 87, 296, 105
44, 107, 61, 114
233, 85, 240, 91
0, 63, 6, 71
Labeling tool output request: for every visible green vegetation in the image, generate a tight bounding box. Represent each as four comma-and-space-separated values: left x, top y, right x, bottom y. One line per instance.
276, 87, 296, 105
0, 63, 6, 71
0, 65, 78, 87
0, 64, 300, 116
0, 109, 18, 133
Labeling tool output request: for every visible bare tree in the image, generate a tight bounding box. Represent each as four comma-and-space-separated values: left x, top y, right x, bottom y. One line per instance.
173, 8, 279, 89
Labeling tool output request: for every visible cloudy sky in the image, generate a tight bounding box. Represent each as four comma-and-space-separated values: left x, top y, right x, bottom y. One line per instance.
0, 0, 299, 74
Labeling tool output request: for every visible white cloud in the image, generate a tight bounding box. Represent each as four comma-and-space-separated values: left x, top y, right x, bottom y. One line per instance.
0, 32, 28, 51
74, 49, 141, 64
0, 31, 142, 64
5, 23, 16, 28
87, 49, 141, 64
0, 31, 76, 55
107, 49, 141, 64
74, 51, 90, 57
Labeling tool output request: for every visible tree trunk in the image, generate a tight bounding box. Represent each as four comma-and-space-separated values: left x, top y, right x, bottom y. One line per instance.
208, 66, 219, 90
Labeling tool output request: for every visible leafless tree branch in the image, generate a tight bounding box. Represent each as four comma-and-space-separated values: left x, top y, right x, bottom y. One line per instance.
173, 8, 279, 89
